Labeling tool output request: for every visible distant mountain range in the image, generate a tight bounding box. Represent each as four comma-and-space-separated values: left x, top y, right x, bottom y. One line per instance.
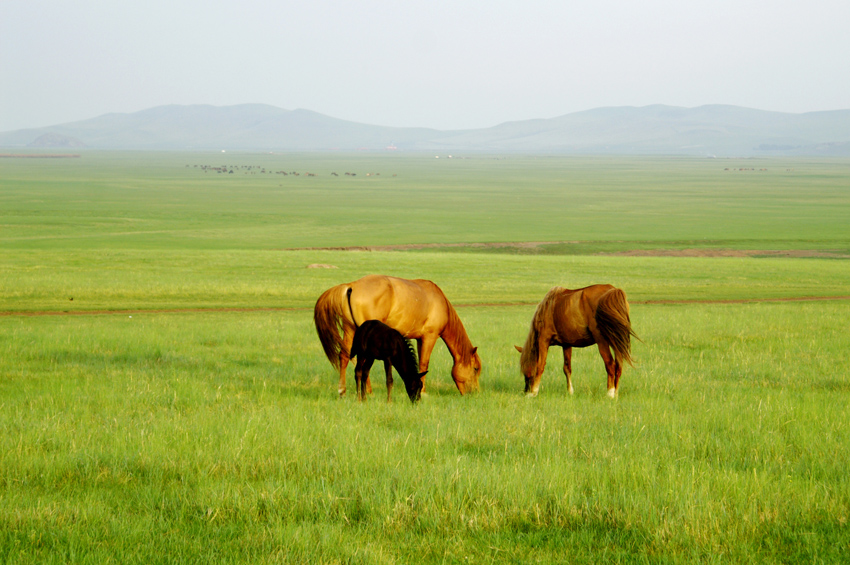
2, 103, 849, 156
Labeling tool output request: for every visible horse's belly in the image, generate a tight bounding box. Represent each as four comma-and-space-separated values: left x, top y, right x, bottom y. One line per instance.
554, 325, 595, 348
561, 336, 595, 348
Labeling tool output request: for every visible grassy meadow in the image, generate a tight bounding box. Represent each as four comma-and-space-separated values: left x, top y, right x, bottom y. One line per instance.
1, 152, 849, 563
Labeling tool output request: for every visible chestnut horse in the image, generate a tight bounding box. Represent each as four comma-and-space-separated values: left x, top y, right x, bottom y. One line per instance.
314, 275, 481, 396
516, 285, 637, 398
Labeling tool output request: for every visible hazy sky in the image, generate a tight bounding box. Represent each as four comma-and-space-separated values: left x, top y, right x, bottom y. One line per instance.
2, 0, 849, 132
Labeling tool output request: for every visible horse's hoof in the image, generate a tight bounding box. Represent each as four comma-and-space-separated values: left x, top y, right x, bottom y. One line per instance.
607, 388, 618, 399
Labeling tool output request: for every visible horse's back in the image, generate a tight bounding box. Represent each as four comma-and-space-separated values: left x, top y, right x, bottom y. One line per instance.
348, 275, 448, 337
547, 285, 617, 346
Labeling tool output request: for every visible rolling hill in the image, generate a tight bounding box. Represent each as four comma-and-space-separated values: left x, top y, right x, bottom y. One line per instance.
2, 103, 849, 156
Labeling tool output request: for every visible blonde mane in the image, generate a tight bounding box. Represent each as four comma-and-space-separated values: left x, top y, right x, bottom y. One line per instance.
520, 287, 563, 376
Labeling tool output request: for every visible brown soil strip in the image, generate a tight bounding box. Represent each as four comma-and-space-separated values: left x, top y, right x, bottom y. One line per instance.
286, 242, 850, 258
0, 307, 307, 318
0, 154, 81, 158
633, 296, 850, 305
2, 295, 848, 318
603, 249, 850, 258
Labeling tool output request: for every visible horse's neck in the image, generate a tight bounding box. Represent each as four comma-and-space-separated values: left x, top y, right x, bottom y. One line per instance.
441, 308, 474, 362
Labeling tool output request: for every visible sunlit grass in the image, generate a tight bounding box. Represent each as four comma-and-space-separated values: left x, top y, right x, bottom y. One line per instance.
1, 152, 849, 562
1, 303, 848, 563
2, 249, 849, 314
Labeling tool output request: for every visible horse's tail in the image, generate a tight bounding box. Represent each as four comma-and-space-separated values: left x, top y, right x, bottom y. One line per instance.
313, 284, 351, 370
595, 288, 638, 367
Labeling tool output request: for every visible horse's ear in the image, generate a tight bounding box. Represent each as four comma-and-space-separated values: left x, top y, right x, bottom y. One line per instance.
419, 371, 428, 378
471, 347, 477, 355
514, 345, 523, 353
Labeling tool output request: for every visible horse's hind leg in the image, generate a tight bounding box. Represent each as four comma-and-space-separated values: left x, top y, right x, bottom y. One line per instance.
597, 341, 618, 398
562, 347, 574, 395
613, 357, 623, 392
384, 359, 393, 402
338, 325, 355, 397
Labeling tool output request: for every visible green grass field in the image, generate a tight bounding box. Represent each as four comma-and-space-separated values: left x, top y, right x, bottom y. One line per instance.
2, 152, 849, 252
1, 152, 849, 563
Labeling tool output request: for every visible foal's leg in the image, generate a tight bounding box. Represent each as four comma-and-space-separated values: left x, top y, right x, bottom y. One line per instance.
597, 341, 618, 398
341, 327, 372, 396
562, 347, 574, 395
384, 359, 393, 402
354, 357, 374, 402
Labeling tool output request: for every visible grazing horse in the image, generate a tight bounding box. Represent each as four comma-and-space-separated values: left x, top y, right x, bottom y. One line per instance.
350, 320, 426, 403
314, 275, 481, 396
516, 285, 637, 398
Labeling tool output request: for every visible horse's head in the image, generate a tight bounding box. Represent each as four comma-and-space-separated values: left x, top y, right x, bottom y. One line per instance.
452, 347, 481, 394
403, 371, 426, 403
515, 345, 540, 397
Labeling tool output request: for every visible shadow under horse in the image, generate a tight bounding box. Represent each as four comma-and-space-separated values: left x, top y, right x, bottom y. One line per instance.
516, 284, 638, 398
350, 320, 426, 403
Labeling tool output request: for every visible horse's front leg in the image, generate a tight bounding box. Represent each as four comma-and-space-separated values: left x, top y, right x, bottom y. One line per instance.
417, 335, 439, 394
384, 359, 393, 402
562, 346, 574, 395
525, 338, 550, 397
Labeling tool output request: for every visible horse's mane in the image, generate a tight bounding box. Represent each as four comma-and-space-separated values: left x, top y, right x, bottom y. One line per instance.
439, 288, 476, 363
520, 287, 563, 376
401, 336, 419, 371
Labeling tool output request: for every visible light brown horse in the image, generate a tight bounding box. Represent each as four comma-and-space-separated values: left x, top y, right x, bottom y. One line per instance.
516, 285, 637, 398
314, 275, 481, 396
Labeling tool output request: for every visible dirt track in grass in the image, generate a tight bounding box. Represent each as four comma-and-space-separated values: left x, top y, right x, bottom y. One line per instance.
3, 296, 850, 318
293, 242, 850, 259
3, 246, 847, 317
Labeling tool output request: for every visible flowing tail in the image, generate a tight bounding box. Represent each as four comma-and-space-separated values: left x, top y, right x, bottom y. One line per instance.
595, 288, 639, 366
313, 284, 351, 370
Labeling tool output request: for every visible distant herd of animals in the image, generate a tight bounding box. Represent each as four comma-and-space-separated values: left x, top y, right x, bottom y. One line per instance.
188, 164, 390, 177
313, 275, 638, 403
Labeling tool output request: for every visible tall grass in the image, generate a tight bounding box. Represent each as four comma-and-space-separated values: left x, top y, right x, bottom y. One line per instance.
1, 302, 848, 563
1, 153, 848, 562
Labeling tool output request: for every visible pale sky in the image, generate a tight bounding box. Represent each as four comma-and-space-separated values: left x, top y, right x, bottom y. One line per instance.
2, 0, 849, 132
